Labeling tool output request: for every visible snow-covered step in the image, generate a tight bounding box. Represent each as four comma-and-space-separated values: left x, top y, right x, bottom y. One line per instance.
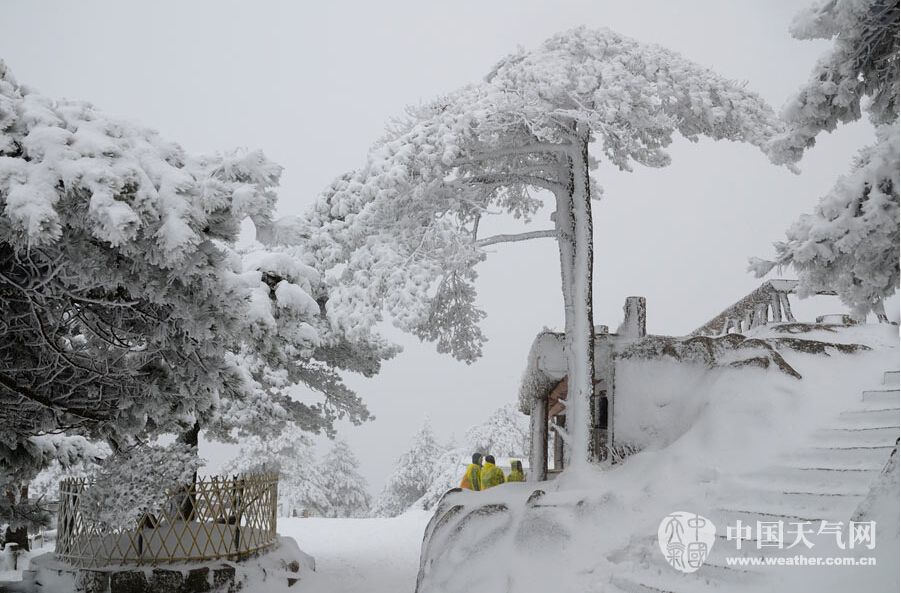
810, 426, 899, 447
612, 570, 750, 593
727, 466, 877, 494
713, 494, 860, 525
861, 388, 899, 404
643, 547, 762, 585
833, 407, 900, 428
784, 445, 896, 471
716, 489, 864, 518
712, 508, 825, 528
706, 538, 810, 566
884, 371, 900, 386
611, 576, 680, 593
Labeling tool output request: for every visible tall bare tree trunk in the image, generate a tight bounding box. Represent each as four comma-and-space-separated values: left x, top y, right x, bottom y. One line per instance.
177, 421, 200, 521
565, 126, 597, 468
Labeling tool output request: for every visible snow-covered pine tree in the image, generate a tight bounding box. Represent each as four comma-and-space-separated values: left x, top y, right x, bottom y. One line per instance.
0, 61, 380, 526
371, 418, 442, 517
464, 403, 530, 459
223, 428, 329, 517
415, 445, 468, 511
752, 0, 900, 317
302, 27, 795, 470
319, 439, 371, 518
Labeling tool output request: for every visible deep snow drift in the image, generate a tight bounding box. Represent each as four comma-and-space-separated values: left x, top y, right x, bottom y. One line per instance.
415, 323, 900, 593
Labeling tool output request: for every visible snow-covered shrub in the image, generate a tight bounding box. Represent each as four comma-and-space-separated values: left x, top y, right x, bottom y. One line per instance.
79, 443, 204, 529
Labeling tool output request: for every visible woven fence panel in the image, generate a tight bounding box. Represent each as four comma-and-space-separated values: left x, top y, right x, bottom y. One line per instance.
55, 473, 278, 567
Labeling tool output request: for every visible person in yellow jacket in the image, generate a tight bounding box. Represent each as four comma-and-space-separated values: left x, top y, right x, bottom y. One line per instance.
459, 453, 483, 491
506, 459, 525, 483
480, 455, 505, 489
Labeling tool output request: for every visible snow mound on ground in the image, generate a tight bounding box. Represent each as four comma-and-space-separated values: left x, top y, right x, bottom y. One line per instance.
239, 535, 315, 592
415, 324, 899, 593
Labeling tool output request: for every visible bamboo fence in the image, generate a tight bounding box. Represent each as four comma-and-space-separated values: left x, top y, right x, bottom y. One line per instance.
55, 473, 278, 567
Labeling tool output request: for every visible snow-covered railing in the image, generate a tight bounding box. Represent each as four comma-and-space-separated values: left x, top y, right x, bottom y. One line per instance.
55, 473, 278, 568
691, 280, 835, 336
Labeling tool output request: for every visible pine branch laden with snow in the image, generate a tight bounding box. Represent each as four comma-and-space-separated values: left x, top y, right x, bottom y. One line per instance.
0, 61, 372, 519
27, 438, 111, 501
771, 0, 899, 163
301, 26, 791, 467
753, 123, 899, 317
1, 435, 109, 528
756, 0, 900, 317
371, 419, 443, 517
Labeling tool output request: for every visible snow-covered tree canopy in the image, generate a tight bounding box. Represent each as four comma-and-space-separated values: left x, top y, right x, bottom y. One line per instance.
0, 60, 370, 513
302, 26, 792, 468
754, 0, 899, 316
302, 26, 791, 364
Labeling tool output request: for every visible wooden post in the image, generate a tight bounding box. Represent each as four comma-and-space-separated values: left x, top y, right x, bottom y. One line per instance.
779, 293, 796, 322
607, 363, 616, 461
622, 297, 647, 339
553, 415, 566, 470
529, 399, 548, 482
771, 293, 783, 322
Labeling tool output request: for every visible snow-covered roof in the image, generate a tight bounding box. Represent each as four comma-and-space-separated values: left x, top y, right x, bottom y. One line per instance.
518, 329, 621, 414
517, 320, 871, 415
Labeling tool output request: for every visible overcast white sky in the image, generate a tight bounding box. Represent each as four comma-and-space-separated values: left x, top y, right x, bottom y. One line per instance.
2, 1, 892, 494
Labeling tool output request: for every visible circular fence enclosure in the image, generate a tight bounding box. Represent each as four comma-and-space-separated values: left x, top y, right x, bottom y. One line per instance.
55, 473, 279, 568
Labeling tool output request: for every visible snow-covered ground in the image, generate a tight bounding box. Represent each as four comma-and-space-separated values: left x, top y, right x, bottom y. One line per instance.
279, 511, 431, 592
0, 544, 51, 582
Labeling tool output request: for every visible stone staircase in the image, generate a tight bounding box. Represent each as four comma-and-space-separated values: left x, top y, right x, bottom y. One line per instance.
609, 370, 899, 593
